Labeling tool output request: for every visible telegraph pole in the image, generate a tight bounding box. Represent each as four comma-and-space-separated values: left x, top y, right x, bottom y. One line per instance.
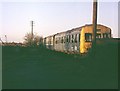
92, 0, 98, 53
31, 21, 34, 46
5, 35, 7, 43
31, 21, 34, 38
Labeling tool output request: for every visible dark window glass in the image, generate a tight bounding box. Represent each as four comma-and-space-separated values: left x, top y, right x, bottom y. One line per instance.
61, 37, 63, 43
70, 35, 72, 43
56, 38, 57, 44
71, 35, 74, 43
108, 33, 111, 38
103, 33, 108, 38
68, 35, 69, 43
55, 38, 57, 44
96, 34, 101, 38
75, 34, 77, 43
79, 34, 80, 42
85, 33, 92, 42
67, 35, 69, 43
50, 40, 51, 44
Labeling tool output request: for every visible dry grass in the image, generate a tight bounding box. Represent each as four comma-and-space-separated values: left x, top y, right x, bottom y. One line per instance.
2, 40, 119, 89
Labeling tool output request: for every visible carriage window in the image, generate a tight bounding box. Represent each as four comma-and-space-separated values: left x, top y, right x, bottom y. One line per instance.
57, 38, 59, 43
67, 35, 69, 43
55, 38, 57, 44
108, 34, 111, 38
96, 34, 101, 38
62, 37, 64, 43
85, 33, 92, 42
106, 34, 109, 38
71, 35, 74, 43
66, 36, 68, 42
49, 40, 51, 44
67, 35, 70, 43
103, 33, 108, 38
78, 34, 80, 42
75, 34, 77, 43
72, 35, 74, 43
55, 40, 57, 44
63, 36, 65, 43
61, 37, 63, 43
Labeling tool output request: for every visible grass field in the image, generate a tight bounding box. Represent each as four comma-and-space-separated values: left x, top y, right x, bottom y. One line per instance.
2, 41, 118, 89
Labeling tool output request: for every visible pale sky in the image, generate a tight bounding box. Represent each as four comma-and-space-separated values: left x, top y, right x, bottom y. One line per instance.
0, 0, 119, 43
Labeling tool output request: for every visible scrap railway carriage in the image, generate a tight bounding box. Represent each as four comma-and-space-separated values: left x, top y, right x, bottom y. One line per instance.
44, 24, 111, 54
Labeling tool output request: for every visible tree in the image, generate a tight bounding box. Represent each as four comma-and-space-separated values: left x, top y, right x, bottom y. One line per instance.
33, 34, 43, 46
23, 32, 43, 46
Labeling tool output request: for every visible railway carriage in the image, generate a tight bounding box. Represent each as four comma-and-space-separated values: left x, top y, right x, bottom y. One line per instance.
65, 27, 81, 53
44, 24, 111, 54
44, 35, 54, 50
54, 32, 66, 52
80, 24, 111, 53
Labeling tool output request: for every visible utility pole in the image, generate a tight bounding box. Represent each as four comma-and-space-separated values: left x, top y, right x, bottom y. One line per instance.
31, 21, 34, 46
5, 35, 7, 43
31, 21, 34, 39
92, 0, 98, 53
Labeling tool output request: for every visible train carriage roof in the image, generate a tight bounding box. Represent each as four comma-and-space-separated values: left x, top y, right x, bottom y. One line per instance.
44, 24, 111, 38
